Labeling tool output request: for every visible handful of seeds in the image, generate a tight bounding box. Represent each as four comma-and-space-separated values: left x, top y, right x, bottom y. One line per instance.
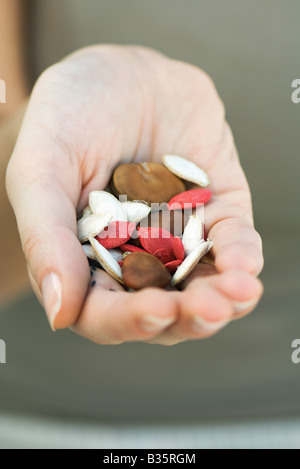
78, 155, 213, 290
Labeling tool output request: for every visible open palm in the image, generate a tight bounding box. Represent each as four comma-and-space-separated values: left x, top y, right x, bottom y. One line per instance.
6, 45, 263, 345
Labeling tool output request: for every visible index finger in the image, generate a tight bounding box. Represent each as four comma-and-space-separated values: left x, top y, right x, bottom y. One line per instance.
5, 85, 94, 330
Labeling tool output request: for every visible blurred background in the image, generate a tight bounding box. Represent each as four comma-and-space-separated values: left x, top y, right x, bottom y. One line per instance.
0, 0, 299, 448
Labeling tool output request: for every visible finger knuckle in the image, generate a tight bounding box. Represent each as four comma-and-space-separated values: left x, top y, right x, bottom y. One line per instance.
21, 229, 45, 265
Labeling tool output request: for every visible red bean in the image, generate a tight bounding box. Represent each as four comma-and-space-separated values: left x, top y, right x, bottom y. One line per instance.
172, 236, 185, 261
167, 189, 212, 210
137, 227, 174, 256
165, 260, 183, 274
96, 221, 136, 249
152, 248, 176, 264
119, 243, 146, 253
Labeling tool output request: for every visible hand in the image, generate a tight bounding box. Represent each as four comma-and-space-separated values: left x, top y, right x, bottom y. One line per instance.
6, 45, 263, 345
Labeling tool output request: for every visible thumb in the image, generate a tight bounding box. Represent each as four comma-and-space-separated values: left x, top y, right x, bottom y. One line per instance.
6, 134, 90, 331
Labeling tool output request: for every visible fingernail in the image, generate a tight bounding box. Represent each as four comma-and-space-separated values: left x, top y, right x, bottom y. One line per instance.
141, 315, 176, 333
192, 316, 228, 333
233, 298, 258, 314
41, 273, 62, 331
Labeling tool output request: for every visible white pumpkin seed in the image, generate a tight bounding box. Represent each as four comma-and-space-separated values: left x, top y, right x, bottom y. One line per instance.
82, 243, 123, 263
82, 205, 92, 217
121, 201, 151, 223
82, 244, 98, 261
108, 248, 124, 263
89, 236, 123, 284
162, 154, 210, 187
77, 214, 111, 243
182, 215, 204, 256
171, 240, 213, 286
89, 190, 127, 222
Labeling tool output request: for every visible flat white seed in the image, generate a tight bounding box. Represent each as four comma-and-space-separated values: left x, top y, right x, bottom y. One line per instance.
83, 243, 123, 266
206, 239, 214, 251
162, 154, 210, 187
82, 205, 92, 217
89, 236, 123, 284
182, 215, 204, 256
171, 240, 213, 286
89, 190, 127, 222
77, 214, 111, 243
108, 248, 124, 263
82, 243, 98, 261
120, 201, 151, 223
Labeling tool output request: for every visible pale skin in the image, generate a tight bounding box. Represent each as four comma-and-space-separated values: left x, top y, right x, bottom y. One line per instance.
1, 2, 263, 346
5, 45, 264, 345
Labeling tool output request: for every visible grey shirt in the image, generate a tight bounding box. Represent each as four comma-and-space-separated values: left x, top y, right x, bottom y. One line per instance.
0, 0, 299, 422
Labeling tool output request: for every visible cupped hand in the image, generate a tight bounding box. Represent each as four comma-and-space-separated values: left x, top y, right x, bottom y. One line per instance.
6, 45, 263, 345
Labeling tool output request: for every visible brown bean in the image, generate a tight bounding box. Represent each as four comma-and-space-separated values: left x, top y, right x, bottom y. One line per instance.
122, 252, 171, 290
112, 162, 185, 205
